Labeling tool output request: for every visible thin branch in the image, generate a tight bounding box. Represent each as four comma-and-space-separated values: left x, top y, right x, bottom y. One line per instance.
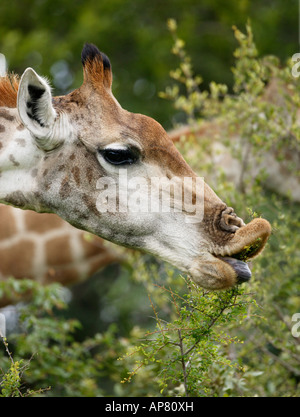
260, 345, 300, 377
0, 333, 23, 397
178, 329, 189, 397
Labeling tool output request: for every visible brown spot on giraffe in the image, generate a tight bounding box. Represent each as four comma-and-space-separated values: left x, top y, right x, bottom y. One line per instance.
86, 166, 94, 184
0, 205, 17, 239
9, 154, 20, 166
82, 193, 100, 216
45, 235, 73, 266
16, 138, 26, 147
59, 175, 71, 197
24, 210, 63, 233
5, 191, 27, 207
0, 240, 35, 278
44, 267, 80, 286
0, 109, 15, 121
71, 166, 81, 186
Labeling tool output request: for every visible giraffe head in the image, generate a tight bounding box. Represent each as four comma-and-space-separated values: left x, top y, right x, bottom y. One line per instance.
1, 44, 271, 290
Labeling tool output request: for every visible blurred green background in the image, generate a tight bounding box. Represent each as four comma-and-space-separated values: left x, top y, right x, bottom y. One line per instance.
0, 0, 297, 129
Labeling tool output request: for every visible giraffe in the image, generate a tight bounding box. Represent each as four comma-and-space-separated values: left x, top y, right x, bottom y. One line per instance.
0, 43, 271, 291
0, 203, 121, 307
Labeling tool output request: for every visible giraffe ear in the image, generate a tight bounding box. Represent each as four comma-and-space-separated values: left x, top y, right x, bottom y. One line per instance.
17, 68, 58, 145
81, 43, 112, 90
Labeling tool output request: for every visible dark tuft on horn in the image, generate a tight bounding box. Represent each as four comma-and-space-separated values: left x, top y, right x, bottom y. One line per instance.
81, 43, 111, 70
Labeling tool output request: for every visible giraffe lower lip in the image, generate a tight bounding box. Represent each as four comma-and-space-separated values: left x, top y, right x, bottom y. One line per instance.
221, 257, 252, 282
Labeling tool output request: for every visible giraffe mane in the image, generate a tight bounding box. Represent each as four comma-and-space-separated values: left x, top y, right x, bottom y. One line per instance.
0, 73, 20, 108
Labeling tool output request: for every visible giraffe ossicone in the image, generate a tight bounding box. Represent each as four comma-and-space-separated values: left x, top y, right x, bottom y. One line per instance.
0, 43, 271, 290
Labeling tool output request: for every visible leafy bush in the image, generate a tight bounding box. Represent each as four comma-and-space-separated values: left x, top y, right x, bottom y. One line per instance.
158, 20, 300, 396
0, 279, 106, 396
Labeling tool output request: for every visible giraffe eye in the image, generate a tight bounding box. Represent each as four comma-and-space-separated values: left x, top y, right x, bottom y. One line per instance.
99, 147, 139, 166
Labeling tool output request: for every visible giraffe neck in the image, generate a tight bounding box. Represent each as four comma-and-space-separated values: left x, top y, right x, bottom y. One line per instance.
0, 107, 44, 211
0, 204, 121, 308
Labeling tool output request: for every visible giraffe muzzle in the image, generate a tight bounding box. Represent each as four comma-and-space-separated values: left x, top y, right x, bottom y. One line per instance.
213, 217, 271, 282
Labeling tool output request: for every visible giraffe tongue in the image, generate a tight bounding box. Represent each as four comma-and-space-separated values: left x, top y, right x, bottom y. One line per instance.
222, 257, 252, 283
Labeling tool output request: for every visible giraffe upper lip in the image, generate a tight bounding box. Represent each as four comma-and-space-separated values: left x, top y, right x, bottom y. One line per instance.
212, 235, 264, 262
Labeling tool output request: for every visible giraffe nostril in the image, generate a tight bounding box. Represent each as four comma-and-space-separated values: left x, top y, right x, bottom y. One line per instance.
219, 207, 245, 233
